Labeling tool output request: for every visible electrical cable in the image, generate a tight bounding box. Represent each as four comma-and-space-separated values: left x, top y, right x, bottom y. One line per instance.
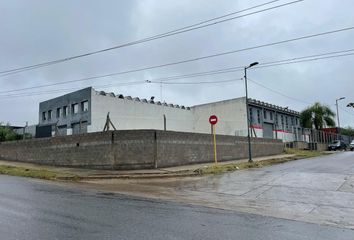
0, 0, 303, 76
1, 47, 353, 95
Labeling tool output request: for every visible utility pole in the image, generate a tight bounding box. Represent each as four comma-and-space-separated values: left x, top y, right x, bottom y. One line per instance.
160, 80, 163, 103
23, 121, 28, 140
244, 62, 259, 163
335, 97, 345, 136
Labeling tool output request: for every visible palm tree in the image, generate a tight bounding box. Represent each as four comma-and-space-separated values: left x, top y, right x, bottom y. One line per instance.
300, 102, 336, 130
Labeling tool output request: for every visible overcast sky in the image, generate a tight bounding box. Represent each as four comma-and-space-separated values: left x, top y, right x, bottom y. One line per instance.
0, 0, 353, 127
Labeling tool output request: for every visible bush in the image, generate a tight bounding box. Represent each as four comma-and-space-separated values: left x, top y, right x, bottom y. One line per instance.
0, 123, 21, 142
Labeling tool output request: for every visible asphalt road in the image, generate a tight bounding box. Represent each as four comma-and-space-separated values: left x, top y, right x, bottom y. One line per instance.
1, 174, 354, 240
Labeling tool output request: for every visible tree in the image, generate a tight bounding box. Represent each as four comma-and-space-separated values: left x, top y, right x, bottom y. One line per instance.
0, 123, 21, 142
300, 102, 336, 130
341, 127, 354, 136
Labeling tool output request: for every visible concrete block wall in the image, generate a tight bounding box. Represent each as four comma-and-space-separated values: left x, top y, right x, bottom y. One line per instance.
288, 141, 329, 151
0, 130, 284, 170
0, 131, 115, 169
111, 130, 156, 169
287, 141, 309, 150
315, 143, 328, 151
156, 131, 284, 167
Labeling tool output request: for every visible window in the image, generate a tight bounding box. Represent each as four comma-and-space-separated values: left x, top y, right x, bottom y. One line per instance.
249, 108, 253, 123
270, 112, 273, 121
263, 110, 267, 119
48, 110, 52, 120
42, 112, 47, 121
291, 117, 294, 126
72, 103, 79, 114
285, 116, 288, 128
56, 108, 62, 118
295, 118, 298, 125
81, 100, 88, 112
63, 106, 68, 117
281, 115, 284, 126
257, 109, 261, 124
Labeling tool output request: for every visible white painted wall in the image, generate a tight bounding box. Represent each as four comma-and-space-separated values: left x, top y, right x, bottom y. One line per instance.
252, 128, 263, 138
191, 98, 248, 135
89, 92, 194, 133
88, 91, 248, 136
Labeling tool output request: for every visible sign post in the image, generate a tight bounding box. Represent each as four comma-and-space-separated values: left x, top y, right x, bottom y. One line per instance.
209, 115, 218, 164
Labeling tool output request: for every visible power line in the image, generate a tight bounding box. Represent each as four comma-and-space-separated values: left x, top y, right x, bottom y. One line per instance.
148, 78, 243, 85
0, 81, 145, 99
339, 106, 354, 117
145, 49, 354, 84
0, 78, 244, 100
256, 48, 354, 67
255, 52, 354, 69
248, 78, 354, 119
156, 49, 354, 82
0, 0, 302, 76
248, 78, 311, 105
2, 24, 352, 81
1, 47, 353, 95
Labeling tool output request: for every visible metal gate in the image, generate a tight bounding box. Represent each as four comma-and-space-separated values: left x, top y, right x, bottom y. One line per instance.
263, 123, 274, 139
72, 121, 88, 135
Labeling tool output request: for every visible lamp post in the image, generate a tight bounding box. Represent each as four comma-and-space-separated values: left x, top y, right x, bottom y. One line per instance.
244, 62, 259, 163
335, 97, 345, 136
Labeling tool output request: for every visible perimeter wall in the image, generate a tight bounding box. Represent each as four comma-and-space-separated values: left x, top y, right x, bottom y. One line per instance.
0, 130, 284, 169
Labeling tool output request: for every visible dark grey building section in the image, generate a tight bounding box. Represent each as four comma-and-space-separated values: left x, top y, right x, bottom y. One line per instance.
35, 125, 52, 138
38, 87, 92, 135
248, 98, 300, 136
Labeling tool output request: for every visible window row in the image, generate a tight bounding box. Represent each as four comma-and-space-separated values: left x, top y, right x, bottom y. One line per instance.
42, 101, 88, 121
249, 107, 299, 126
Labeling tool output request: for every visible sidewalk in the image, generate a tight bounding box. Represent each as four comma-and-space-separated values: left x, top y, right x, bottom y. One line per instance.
0, 153, 296, 180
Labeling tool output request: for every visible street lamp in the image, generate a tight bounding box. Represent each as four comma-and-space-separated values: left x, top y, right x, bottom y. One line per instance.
335, 97, 345, 134
244, 62, 259, 163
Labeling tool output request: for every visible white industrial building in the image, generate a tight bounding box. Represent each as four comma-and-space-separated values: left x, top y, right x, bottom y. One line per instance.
38, 87, 300, 140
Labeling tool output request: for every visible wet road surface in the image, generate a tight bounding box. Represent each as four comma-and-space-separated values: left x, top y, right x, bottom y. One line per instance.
1, 175, 354, 239
83, 151, 354, 230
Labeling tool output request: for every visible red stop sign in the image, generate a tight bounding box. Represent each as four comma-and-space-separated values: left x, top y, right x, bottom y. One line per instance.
209, 115, 218, 125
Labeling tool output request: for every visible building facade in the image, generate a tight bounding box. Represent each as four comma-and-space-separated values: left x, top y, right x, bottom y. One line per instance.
247, 99, 300, 141
38, 87, 300, 141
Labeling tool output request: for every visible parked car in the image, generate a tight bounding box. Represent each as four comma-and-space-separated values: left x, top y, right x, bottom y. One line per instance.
328, 140, 347, 151
350, 140, 354, 151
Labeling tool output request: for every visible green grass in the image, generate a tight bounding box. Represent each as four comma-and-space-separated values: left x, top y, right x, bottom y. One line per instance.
195, 148, 327, 175
284, 148, 326, 158
0, 165, 79, 180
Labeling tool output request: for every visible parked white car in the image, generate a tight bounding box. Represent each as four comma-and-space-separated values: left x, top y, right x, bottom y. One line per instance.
350, 140, 354, 151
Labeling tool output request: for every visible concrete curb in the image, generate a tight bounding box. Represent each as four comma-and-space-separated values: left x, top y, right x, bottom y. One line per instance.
2, 152, 327, 181
57, 171, 198, 180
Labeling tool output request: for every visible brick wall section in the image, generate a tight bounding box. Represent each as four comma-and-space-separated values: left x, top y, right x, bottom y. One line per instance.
0, 131, 115, 169
112, 130, 156, 169
156, 131, 284, 167
0, 130, 284, 169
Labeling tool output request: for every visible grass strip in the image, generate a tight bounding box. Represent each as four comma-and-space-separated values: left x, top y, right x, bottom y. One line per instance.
0, 165, 79, 180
